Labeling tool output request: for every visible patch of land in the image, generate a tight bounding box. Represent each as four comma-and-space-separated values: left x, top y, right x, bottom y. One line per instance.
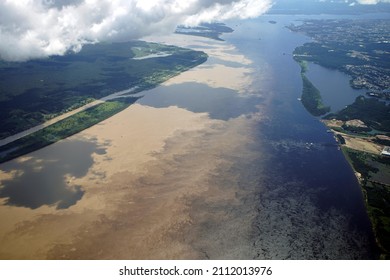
325, 96, 390, 132
175, 22, 234, 41
298, 61, 331, 116
0, 98, 137, 164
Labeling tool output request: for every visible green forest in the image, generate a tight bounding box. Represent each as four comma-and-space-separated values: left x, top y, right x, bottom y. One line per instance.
326, 96, 390, 133
300, 74, 331, 117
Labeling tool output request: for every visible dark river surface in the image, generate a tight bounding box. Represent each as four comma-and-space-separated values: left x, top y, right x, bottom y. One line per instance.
141, 14, 380, 259
0, 14, 386, 259
232, 15, 378, 259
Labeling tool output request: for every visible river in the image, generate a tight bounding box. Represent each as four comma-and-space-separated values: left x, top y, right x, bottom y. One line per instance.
139, 14, 379, 259
0, 14, 382, 259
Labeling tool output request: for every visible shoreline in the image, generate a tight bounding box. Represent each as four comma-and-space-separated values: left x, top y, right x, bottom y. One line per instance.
324, 121, 390, 259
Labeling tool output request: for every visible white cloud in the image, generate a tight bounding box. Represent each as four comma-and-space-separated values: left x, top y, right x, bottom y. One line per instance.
0, 0, 273, 61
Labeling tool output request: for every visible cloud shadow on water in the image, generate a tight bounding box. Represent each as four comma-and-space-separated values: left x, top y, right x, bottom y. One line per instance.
0, 139, 106, 209
139, 82, 263, 121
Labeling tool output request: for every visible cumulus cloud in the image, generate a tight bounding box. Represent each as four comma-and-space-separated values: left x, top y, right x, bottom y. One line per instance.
0, 0, 272, 61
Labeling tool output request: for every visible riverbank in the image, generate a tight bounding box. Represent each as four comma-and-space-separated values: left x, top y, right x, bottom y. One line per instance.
323, 119, 390, 258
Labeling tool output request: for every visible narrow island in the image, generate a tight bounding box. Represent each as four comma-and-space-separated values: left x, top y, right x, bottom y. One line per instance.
0, 41, 208, 163
290, 19, 390, 259
175, 22, 234, 41
298, 61, 331, 116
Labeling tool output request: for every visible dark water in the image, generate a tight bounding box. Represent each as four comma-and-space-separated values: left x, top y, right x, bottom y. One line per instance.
139, 82, 263, 121
0, 139, 105, 209
225, 15, 378, 259
305, 62, 366, 112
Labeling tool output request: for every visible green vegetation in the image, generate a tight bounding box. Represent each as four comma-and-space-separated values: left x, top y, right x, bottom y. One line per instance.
300, 71, 331, 117
295, 59, 330, 116
294, 42, 360, 71
0, 41, 208, 140
175, 22, 234, 41
298, 60, 308, 74
0, 98, 137, 163
342, 148, 379, 179
342, 147, 390, 258
374, 137, 390, 146
131, 44, 170, 58
336, 134, 346, 145
325, 96, 390, 133
364, 181, 390, 259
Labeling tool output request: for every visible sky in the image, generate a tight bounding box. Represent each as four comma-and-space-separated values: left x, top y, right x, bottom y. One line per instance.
0, 0, 388, 61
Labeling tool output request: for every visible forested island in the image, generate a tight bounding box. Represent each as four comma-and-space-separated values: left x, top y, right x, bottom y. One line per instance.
298, 61, 331, 116
0, 41, 208, 163
291, 19, 390, 258
175, 22, 234, 41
